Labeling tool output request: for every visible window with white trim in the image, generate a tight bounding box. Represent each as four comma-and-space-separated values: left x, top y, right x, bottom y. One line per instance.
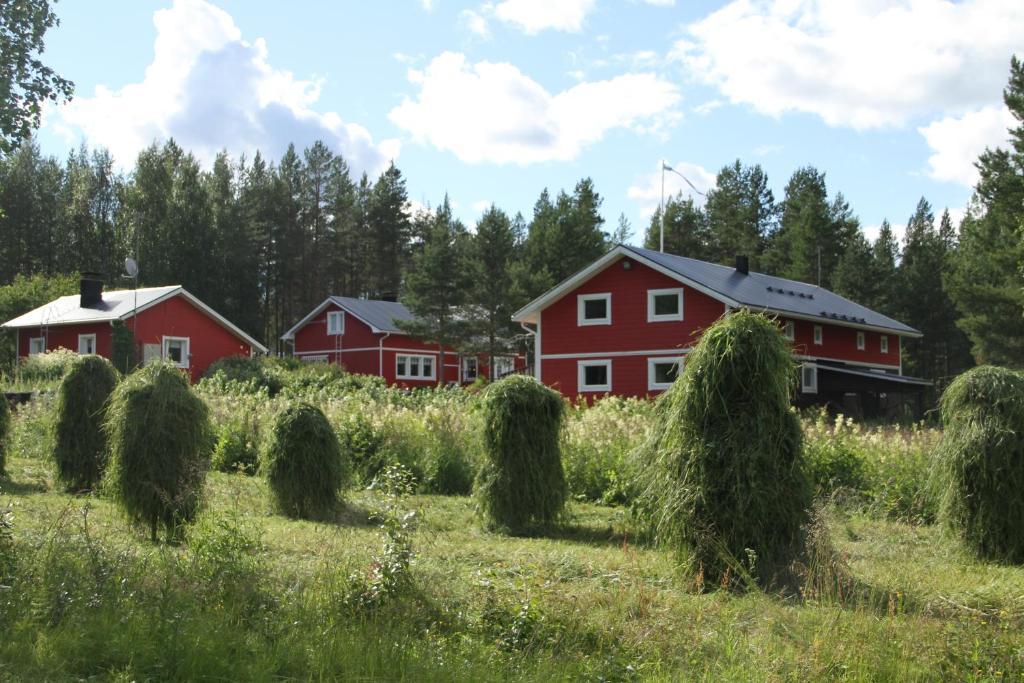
462, 356, 478, 382
856, 331, 866, 351
813, 325, 823, 345
163, 336, 190, 368
647, 357, 684, 391
302, 354, 329, 363
880, 335, 889, 354
396, 354, 435, 380
801, 364, 818, 394
491, 356, 515, 379
28, 337, 45, 355
577, 359, 611, 393
577, 293, 611, 326
784, 321, 795, 341
326, 310, 345, 335
647, 288, 684, 322
77, 333, 96, 355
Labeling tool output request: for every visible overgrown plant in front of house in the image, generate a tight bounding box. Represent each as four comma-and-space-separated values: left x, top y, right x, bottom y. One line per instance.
0, 395, 9, 476
52, 354, 119, 491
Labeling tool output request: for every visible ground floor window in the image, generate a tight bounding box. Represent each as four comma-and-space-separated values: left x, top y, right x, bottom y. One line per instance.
78, 333, 96, 355
647, 356, 684, 391
28, 337, 45, 355
461, 356, 478, 382
163, 336, 190, 368
302, 354, 329, 363
801, 364, 818, 394
577, 359, 612, 393
491, 356, 515, 379
396, 354, 435, 380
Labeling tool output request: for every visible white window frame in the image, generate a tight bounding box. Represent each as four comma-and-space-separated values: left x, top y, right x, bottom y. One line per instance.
813, 325, 823, 346
647, 356, 684, 391
784, 321, 795, 341
162, 336, 190, 369
461, 356, 478, 382
77, 333, 97, 355
577, 359, 612, 393
856, 331, 866, 351
28, 337, 45, 355
577, 293, 612, 326
647, 288, 684, 323
801, 364, 818, 394
326, 310, 345, 335
880, 335, 889, 354
491, 356, 515, 379
396, 353, 436, 381
302, 354, 329, 363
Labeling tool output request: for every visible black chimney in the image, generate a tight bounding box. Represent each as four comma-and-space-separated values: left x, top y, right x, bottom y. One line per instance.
80, 273, 104, 309
735, 255, 749, 276
380, 292, 399, 303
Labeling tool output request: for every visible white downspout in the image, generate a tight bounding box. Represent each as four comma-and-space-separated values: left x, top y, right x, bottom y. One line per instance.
379, 332, 391, 377
520, 321, 540, 381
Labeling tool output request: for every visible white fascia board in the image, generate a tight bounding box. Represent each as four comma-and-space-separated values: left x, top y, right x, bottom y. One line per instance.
279, 297, 337, 340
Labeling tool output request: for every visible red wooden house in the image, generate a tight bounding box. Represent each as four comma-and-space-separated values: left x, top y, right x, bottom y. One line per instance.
512, 245, 928, 413
2, 275, 268, 381
281, 296, 525, 387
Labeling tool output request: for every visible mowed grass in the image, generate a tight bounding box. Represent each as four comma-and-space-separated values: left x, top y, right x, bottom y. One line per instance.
2, 448, 1023, 681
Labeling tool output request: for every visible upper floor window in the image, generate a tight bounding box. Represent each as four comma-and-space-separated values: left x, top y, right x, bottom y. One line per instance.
647, 288, 684, 322
880, 335, 889, 354
784, 321, 795, 341
856, 331, 866, 351
78, 333, 96, 355
327, 310, 345, 335
813, 325, 823, 345
578, 359, 612, 393
28, 337, 45, 355
577, 293, 611, 326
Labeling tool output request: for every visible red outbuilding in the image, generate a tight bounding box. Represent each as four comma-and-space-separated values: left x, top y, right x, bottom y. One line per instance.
281, 296, 525, 387
2, 275, 268, 381
513, 245, 929, 415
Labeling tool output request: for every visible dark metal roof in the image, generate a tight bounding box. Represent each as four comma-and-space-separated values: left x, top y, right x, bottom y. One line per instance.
815, 363, 932, 386
329, 296, 417, 333
622, 245, 919, 336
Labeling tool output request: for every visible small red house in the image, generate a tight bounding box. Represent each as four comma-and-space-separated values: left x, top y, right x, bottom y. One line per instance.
512, 245, 928, 412
281, 296, 525, 387
2, 276, 268, 381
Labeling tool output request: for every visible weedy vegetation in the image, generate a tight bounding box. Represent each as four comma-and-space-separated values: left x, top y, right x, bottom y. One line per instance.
52, 354, 119, 491
0, 394, 9, 476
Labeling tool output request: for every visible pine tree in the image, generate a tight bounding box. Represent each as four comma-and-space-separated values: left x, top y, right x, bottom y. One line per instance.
469, 205, 522, 370
871, 220, 899, 316
704, 160, 775, 267
643, 195, 712, 260
366, 162, 410, 299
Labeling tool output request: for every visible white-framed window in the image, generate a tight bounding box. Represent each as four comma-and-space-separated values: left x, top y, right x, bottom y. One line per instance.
302, 354, 329, 363
801, 364, 818, 394
647, 356, 684, 391
77, 333, 97, 355
326, 310, 345, 335
577, 293, 611, 326
813, 325, 823, 345
28, 337, 45, 355
880, 335, 889, 354
577, 359, 612, 393
163, 336, 190, 368
491, 356, 515, 379
784, 321, 795, 341
396, 354, 435, 381
462, 356, 478, 382
856, 331, 866, 351
647, 288, 684, 322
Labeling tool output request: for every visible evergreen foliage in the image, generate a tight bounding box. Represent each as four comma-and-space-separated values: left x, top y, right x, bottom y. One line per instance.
263, 402, 348, 519
110, 321, 137, 375
637, 310, 811, 589
475, 375, 567, 533
937, 365, 1024, 563
704, 160, 776, 267
644, 195, 713, 260
104, 363, 212, 541
52, 354, 119, 491
0, 394, 8, 475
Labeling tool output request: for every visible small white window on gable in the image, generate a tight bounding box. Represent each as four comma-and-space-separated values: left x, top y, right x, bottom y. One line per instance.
28, 337, 45, 355
784, 321, 795, 341
856, 331, 866, 351
801, 364, 818, 394
163, 336, 190, 368
647, 288, 684, 322
78, 334, 97, 355
648, 357, 684, 391
326, 310, 345, 335
491, 356, 515, 379
578, 359, 611, 393
577, 293, 611, 326
813, 325, 823, 345
880, 335, 889, 354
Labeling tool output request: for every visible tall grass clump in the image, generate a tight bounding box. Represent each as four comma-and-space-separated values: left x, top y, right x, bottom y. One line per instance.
263, 402, 348, 519
475, 375, 566, 534
637, 310, 811, 589
14, 347, 78, 388
105, 362, 212, 541
937, 365, 1024, 563
0, 396, 9, 475
52, 355, 119, 491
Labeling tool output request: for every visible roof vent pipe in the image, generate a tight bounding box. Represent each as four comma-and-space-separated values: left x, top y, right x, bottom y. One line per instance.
79, 273, 104, 309
735, 255, 749, 276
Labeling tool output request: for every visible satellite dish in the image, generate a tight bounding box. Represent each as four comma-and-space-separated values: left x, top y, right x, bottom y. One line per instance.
124, 257, 138, 278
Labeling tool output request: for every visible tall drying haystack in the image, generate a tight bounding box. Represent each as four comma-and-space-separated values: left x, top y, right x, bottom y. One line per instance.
0, 395, 9, 476
938, 365, 1024, 563
104, 362, 212, 541
475, 375, 566, 533
637, 310, 811, 588
53, 354, 119, 491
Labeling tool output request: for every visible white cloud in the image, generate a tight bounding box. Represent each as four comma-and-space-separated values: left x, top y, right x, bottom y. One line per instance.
494, 0, 595, 34
50, 0, 398, 174
638, 0, 675, 5
472, 200, 492, 213
627, 160, 717, 217
460, 8, 490, 37
673, 0, 1024, 129
754, 143, 782, 156
419, 0, 436, 11
863, 206, 966, 245
389, 52, 680, 164
918, 105, 1016, 186
692, 99, 722, 115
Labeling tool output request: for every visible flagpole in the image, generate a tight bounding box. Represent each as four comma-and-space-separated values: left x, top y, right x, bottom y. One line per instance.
659, 160, 665, 253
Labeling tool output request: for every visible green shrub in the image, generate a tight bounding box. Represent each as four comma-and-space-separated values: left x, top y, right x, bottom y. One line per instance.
475, 375, 567, 533
16, 348, 78, 388
210, 411, 260, 475
937, 365, 1024, 562
7, 393, 55, 462
52, 355, 119, 491
202, 356, 284, 396
0, 396, 9, 475
636, 311, 811, 589
104, 363, 213, 541
263, 402, 348, 519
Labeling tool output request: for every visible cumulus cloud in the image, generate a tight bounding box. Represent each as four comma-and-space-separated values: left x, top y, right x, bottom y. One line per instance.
50, 0, 399, 174
460, 8, 490, 37
627, 160, 717, 217
493, 0, 595, 34
389, 52, 680, 164
919, 105, 1016, 186
672, 0, 1024, 130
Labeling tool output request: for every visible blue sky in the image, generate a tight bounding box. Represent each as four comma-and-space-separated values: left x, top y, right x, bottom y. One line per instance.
37, 0, 1022, 244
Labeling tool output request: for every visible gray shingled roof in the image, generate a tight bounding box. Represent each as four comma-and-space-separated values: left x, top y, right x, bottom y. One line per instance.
623, 245, 919, 335
329, 296, 417, 333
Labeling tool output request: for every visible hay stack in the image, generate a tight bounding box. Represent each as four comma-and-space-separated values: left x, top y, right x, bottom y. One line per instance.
0, 395, 9, 476
53, 354, 119, 491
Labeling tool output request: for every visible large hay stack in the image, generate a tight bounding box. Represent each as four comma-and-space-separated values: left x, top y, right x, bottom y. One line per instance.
53, 354, 119, 491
